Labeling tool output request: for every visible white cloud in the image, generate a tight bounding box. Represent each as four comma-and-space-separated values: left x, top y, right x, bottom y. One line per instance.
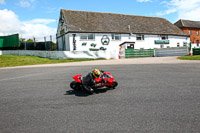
0, 9, 57, 42
20, 23, 56, 41
137, 0, 151, 2
18, 0, 36, 8
0, 0, 5, 4
0, 9, 21, 33
156, 8, 177, 16
19, 0, 31, 7
24, 19, 56, 25
156, 0, 200, 21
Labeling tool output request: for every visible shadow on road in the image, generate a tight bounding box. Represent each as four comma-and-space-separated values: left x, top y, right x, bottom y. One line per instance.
64, 88, 108, 97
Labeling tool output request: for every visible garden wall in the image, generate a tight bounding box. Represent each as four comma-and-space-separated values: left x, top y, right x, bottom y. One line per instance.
0, 50, 118, 59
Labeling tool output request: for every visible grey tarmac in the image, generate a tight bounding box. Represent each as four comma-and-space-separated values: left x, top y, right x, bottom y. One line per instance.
0, 57, 200, 133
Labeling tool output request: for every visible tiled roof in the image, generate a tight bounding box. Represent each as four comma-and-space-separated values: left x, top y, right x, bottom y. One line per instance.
174, 19, 200, 28
61, 9, 188, 36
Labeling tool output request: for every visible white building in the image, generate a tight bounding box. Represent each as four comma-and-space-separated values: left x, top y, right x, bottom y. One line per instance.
57, 9, 189, 57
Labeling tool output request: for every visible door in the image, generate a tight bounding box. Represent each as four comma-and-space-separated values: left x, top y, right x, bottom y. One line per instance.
62, 35, 65, 51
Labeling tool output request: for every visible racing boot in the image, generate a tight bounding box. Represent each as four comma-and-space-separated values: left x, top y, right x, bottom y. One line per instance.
83, 85, 94, 94
88, 88, 94, 94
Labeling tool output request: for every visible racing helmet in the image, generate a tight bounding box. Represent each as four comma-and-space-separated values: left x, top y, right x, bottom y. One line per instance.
92, 69, 101, 78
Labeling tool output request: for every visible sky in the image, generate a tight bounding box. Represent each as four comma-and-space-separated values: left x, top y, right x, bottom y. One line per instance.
0, 0, 200, 42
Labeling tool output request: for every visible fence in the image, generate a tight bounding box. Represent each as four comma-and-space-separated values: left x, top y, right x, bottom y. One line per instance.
193, 48, 200, 55
0, 47, 190, 60
154, 47, 188, 57
125, 49, 154, 58
125, 47, 189, 58
20, 41, 54, 51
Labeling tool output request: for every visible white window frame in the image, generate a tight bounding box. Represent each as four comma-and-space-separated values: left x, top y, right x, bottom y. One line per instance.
80, 33, 95, 40
111, 34, 121, 40
136, 34, 144, 40
183, 42, 187, 47
188, 30, 191, 35
196, 31, 199, 35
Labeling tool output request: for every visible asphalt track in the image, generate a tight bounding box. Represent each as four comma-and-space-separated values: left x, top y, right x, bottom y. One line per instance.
0, 59, 200, 133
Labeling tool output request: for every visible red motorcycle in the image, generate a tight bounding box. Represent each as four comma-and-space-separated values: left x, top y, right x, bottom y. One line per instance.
70, 71, 118, 93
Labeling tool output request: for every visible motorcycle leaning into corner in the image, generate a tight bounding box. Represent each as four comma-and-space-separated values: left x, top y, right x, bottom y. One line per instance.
70, 70, 118, 94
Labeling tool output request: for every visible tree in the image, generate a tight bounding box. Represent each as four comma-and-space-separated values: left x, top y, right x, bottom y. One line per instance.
51, 42, 56, 50
19, 38, 26, 43
26, 39, 34, 42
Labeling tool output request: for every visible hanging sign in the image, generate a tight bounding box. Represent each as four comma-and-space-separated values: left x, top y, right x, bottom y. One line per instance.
101, 35, 110, 45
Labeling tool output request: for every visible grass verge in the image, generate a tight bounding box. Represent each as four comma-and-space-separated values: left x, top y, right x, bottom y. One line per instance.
0, 55, 103, 68
177, 55, 200, 60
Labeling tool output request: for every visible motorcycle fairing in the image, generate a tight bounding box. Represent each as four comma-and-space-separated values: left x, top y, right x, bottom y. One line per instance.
72, 75, 82, 83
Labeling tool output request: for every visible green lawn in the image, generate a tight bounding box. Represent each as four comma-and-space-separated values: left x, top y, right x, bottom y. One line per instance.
0, 55, 102, 68
178, 55, 200, 60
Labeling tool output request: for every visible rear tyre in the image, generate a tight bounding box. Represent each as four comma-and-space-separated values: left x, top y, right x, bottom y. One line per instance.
70, 81, 79, 90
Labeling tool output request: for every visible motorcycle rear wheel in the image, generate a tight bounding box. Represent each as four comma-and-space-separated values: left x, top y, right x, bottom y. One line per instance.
70, 81, 80, 90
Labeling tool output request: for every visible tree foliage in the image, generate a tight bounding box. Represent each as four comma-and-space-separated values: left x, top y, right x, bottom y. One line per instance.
26, 39, 34, 42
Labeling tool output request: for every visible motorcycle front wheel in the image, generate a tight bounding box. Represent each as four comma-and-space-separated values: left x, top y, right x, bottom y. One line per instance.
106, 81, 118, 89
112, 81, 118, 89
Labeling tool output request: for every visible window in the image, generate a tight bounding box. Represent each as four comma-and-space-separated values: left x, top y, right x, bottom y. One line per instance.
196, 31, 199, 35
136, 34, 144, 40
88, 34, 94, 40
82, 42, 87, 46
183, 42, 187, 47
80, 34, 87, 40
188, 30, 191, 35
80, 33, 95, 40
112, 34, 121, 40
127, 44, 134, 49
160, 35, 168, 40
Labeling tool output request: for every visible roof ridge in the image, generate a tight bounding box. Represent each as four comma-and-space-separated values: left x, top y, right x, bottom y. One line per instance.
181, 19, 200, 23
180, 19, 185, 27
61, 9, 164, 20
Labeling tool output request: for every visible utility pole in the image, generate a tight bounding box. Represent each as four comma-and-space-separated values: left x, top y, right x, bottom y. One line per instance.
25, 39, 26, 50
33, 36, 36, 50
44, 37, 46, 51
50, 35, 52, 42
50, 35, 52, 51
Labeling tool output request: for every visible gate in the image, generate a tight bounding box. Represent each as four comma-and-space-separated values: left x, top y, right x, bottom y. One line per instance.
155, 47, 189, 57
125, 49, 154, 58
